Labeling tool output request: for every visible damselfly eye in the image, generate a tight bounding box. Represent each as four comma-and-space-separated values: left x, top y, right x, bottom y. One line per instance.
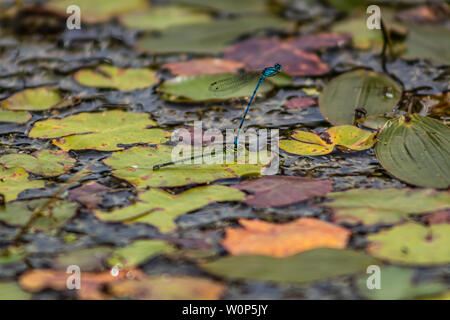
274, 63, 281, 70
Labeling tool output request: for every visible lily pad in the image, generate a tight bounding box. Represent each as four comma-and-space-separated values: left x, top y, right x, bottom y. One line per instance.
74, 65, 159, 91
95, 185, 245, 232
0, 87, 62, 111
357, 266, 446, 300
331, 16, 382, 49
136, 15, 293, 54
52, 247, 113, 272
0, 110, 31, 123
0, 199, 77, 231
375, 114, 450, 188
0, 167, 45, 202
107, 240, 175, 268
162, 58, 244, 76
158, 73, 273, 102
201, 248, 377, 284
403, 25, 450, 65
326, 188, 450, 226
120, 6, 211, 31
0, 282, 32, 300
172, 0, 267, 13
46, 0, 149, 23
280, 125, 376, 156
103, 145, 264, 188
29, 110, 170, 151
319, 70, 402, 125
367, 222, 450, 265
0, 150, 75, 176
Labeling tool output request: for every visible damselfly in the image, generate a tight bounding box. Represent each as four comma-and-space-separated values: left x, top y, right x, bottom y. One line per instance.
209, 63, 282, 147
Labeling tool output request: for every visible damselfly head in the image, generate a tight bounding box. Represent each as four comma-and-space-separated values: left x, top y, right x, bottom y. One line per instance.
274, 63, 282, 71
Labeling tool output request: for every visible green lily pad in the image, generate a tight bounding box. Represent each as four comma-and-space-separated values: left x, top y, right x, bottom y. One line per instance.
120, 6, 211, 31
74, 65, 159, 91
280, 125, 376, 156
327, 0, 366, 13
0, 150, 75, 176
0, 198, 77, 231
107, 240, 175, 268
0, 87, 62, 111
201, 248, 377, 284
46, 0, 149, 23
172, 0, 267, 13
104, 144, 264, 188
158, 73, 273, 102
367, 222, 450, 265
29, 110, 170, 151
95, 185, 245, 232
357, 114, 391, 129
326, 188, 450, 226
0, 167, 45, 202
319, 70, 402, 125
403, 25, 450, 65
375, 114, 450, 188
0, 110, 31, 123
357, 266, 447, 300
332, 16, 382, 50
52, 247, 113, 272
0, 282, 32, 300
136, 15, 293, 54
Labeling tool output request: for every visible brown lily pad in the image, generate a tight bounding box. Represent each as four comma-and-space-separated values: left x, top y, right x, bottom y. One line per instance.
232, 176, 332, 207
162, 58, 244, 76
284, 97, 317, 109
68, 181, 110, 209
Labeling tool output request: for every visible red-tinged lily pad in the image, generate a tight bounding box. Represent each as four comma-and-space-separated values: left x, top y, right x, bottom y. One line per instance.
224, 37, 329, 76
162, 58, 244, 76
67, 181, 110, 209
284, 97, 317, 109
232, 175, 332, 207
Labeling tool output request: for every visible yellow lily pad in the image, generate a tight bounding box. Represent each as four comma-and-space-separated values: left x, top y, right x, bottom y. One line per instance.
1, 87, 62, 111
0, 167, 45, 202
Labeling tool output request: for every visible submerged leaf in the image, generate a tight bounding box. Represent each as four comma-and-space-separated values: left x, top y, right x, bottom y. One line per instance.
29, 110, 170, 151
201, 248, 377, 284
222, 218, 350, 257
326, 188, 450, 226
367, 222, 450, 265
0, 150, 75, 176
319, 70, 402, 125
74, 65, 158, 91
95, 185, 245, 232
375, 114, 450, 188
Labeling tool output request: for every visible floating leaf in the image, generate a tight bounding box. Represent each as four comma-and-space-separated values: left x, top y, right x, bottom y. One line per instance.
0, 110, 31, 123
280, 125, 376, 156
402, 25, 450, 65
158, 73, 273, 102
136, 15, 293, 54
0, 150, 75, 176
201, 248, 377, 284
67, 181, 110, 209
120, 6, 211, 31
232, 176, 332, 207
29, 110, 170, 151
222, 218, 350, 257
367, 222, 450, 265
0, 282, 31, 300
103, 145, 264, 188
172, 0, 267, 14
0, 167, 45, 202
224, 37, 330, 76
52, 247, 113, 272
326, 188, 450, 226
0, 87, 62, 111
357, 266, 446, 300
375, 114, 450, 188
19, 268, 144, 300
0, 199, 77, 231
95, 185, 245, 232
319, 70, 402, 125
107, 240, 175, 268
356, 114, 391, 129
109, 275, 225, 300
46, 0, 149, 23
327, 0, 366, 13
332, 15, 382, 49
162, 58, 244, 76
74, 65, 158, 91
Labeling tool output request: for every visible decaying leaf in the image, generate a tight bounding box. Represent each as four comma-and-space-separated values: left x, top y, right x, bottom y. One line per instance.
232, 176, 332, 207
222, 218, 350, 257
67, 181, 110, 209
280, 125, 376, 156
94, 185, 245, 232
162, 58, 244, 76
29, 110, 170, 151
